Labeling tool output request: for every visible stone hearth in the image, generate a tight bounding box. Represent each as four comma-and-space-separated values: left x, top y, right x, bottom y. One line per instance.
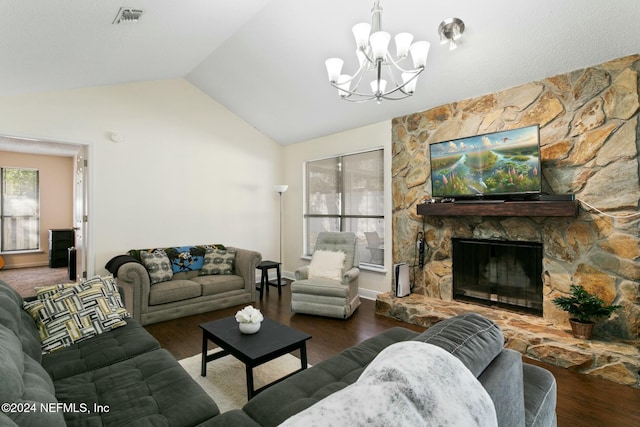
376, 293, 640, 388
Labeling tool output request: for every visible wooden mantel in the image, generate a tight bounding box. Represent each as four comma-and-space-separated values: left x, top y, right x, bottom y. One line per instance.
417, 200, 579, 217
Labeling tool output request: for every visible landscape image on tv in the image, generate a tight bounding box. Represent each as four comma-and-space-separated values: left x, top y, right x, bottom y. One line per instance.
430, 125, 541, 198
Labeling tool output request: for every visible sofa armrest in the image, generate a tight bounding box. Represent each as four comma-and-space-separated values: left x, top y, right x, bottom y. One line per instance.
343, 267, 359, 284
116, 262, 151, 324
295, 266, 310, 280
227, 247, 262, 298
478, 349, 525, 427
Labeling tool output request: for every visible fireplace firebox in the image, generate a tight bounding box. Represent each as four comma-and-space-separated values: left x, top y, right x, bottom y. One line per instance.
452, 239, 543, 316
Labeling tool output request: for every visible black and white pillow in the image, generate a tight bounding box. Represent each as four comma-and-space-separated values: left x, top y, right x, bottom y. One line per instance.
199, 248, 236, 276
140, 249, 174, 284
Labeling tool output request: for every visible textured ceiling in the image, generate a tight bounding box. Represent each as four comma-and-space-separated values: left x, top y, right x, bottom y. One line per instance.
0, 0, 638, 145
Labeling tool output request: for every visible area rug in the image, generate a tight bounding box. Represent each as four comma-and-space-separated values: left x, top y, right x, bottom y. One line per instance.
179, 349, 307, 413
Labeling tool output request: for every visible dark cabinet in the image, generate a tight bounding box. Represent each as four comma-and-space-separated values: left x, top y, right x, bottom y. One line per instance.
49, 229, 74, 268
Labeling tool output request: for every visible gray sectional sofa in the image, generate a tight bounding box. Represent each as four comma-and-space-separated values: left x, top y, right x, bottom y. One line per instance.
111, 245, 261, 325
1, 274, 556, 427
0, 279, 220, 427
211, 313, 557, 427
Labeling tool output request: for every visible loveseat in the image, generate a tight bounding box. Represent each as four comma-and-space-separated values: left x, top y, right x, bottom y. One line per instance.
210, 313, 557, 427
0, 279, 220, 426
109, 244, 261, 325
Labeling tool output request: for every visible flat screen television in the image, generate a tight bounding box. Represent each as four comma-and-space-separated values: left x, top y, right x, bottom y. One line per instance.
429, 125, 542, 200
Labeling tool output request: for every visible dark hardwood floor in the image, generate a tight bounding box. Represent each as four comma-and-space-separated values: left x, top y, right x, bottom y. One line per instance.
145, 283, 640, 427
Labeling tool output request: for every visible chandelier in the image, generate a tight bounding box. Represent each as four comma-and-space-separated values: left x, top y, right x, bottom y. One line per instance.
324, 0, 430, 103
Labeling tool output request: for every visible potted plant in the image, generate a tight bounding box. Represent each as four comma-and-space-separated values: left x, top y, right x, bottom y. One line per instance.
552, 284, 621, 339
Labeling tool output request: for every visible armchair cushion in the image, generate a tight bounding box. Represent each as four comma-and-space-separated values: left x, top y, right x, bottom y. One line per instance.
308, 250, 345, 281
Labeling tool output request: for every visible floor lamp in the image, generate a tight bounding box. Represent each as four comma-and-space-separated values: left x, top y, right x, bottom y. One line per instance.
274, 185, 288, 266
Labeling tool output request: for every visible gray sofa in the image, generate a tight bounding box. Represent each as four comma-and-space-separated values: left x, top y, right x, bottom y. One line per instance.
210, 313, 557, 427
113, 245, 261, 325
0, 279, 220, 427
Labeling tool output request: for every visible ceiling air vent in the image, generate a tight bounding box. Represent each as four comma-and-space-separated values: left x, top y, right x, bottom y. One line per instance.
112, 7, 144, 24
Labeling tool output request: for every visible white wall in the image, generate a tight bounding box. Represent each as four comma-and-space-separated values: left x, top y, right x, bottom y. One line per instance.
282, 121, 393, 299
0, 79, 285, 275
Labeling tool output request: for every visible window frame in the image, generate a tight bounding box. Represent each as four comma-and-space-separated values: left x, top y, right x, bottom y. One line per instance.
0, 167, 41, 253
303, 148, 385, 268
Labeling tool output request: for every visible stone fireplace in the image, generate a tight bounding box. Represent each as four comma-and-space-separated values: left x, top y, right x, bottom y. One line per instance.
380, 54, 640, 387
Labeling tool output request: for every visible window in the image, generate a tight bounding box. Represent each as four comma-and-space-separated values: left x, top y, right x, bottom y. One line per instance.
1, 168, 40, 252
304, 149, 384, 267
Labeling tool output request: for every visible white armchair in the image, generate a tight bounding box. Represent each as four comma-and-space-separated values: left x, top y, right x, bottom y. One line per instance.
290, 232, 361, 319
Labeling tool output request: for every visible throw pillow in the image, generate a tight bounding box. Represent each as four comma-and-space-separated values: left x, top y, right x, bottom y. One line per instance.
308, 250, 346, 281
36, 275, 130, 320
164, 246, 205, 273
280, 341, 498, 427
199, 248, 236, 276
140, 249, 173, 284
23, 284, 128, 353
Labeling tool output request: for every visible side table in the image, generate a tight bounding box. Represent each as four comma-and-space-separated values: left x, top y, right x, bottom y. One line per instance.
256, 260, 282, 298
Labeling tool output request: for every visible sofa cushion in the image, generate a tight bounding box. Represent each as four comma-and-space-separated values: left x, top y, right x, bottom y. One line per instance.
280, 341, 497, 427
200, 248, 235, 276
0, 281, 42, 362
41, 319, 160, 381
290, 277, 351, 298
140, 249, 174, 284
523, 363, 557, 427
148, 279, 202, 305
412, 312, 504, 377
242, 326, 418, 427
0, 325, 66, 427
23, 284, 128, 354
53, 348, 220, 426
308, 250, 345, 281
195, 275, 245, 296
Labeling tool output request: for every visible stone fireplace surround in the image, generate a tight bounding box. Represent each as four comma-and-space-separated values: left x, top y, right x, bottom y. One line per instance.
380, 55, 640, 387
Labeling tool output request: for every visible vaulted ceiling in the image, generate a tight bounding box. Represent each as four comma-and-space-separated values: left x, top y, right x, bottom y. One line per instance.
1, 0, 638, 145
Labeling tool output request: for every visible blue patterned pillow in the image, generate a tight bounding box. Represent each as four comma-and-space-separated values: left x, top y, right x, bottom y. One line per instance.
165, 246, 205, 273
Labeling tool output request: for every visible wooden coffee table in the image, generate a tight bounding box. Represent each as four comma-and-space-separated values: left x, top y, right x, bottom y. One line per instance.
200, 316, 311, 399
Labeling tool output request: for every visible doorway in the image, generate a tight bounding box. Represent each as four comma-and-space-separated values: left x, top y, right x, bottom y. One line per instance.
0, 135, 90, 284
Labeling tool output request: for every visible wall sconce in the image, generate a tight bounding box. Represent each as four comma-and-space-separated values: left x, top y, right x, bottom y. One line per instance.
438, 18, 465, 50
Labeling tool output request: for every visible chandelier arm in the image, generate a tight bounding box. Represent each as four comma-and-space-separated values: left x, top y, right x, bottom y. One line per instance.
385, 53, 425, 74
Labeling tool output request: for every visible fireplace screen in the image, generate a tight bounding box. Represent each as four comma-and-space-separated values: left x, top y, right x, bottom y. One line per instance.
452, 239, 543, 316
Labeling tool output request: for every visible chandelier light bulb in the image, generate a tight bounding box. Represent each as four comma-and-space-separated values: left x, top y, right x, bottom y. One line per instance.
369, 31, 390, 60
370, 79, 387, 94
394, 32, 414, 58
325, 58, 344, 83
337, 74, 351, 97
401, 72, 418, 94
409, 41, 430, 68
352, 23, 372, 49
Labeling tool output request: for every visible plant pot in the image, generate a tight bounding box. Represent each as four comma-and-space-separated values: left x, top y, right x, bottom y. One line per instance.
569, 319, 594, 339
239, 322, 261, 334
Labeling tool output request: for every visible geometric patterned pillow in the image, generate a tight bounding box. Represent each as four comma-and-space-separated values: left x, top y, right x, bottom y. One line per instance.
199, 248, 236, 276
140, 249, 173, 284
36, 275, 130, 320
23, 285, 127, 353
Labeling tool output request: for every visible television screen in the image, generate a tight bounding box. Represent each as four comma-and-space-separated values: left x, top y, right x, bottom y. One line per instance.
429, 125, 541, 199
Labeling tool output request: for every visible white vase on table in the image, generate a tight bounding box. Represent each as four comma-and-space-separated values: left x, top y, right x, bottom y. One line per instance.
239, 322, 261, 334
